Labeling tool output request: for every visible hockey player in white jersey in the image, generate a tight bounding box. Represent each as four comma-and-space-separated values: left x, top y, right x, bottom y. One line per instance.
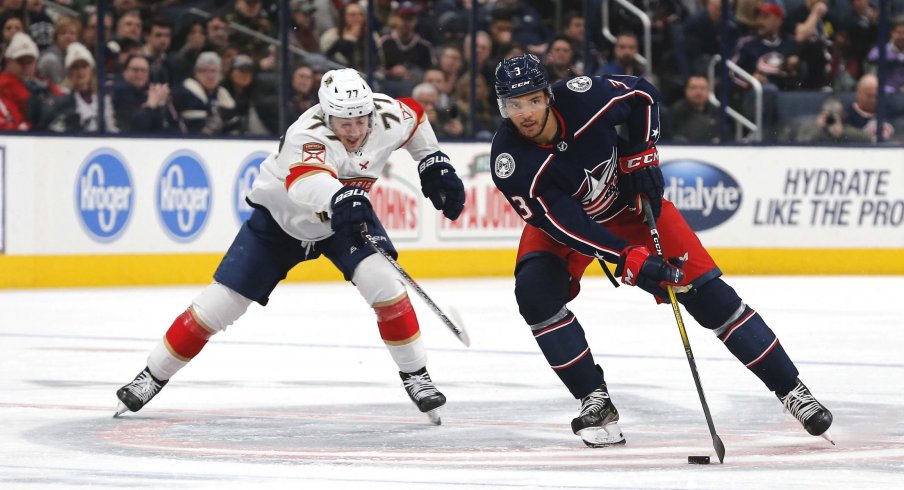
114, 69, 466, 424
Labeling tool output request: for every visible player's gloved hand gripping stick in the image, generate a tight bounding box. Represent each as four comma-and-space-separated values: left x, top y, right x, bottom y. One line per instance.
642, 197, 726, 464
359, 223, 471, 347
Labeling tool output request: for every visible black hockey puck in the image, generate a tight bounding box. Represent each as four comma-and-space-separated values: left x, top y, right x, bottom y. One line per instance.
687, 455, 710, 464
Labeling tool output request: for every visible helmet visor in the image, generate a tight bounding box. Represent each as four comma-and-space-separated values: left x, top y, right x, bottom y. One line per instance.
499, 91, 549, 118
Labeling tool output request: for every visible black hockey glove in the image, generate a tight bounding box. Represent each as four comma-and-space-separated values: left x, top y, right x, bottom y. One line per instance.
418, 151, 466, 220
617, 145, 664, 220
330, 185, 383, 244
614, 246, 684, 298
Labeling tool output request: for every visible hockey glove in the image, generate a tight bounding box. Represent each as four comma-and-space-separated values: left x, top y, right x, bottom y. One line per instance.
418, 151, 466, 220
614, 245, 684, 298
329, 185, 390, 249
617, 145, 664, 220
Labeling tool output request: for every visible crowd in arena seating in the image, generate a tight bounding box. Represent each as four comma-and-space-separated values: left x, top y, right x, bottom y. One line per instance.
0, 0, 901, 143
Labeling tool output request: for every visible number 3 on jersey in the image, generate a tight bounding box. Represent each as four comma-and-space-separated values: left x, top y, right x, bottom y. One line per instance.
510, 195, 534, 220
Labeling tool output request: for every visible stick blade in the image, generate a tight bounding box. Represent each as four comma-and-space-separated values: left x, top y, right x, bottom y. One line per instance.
713, 434, 726, 463
448, 306, 470, 347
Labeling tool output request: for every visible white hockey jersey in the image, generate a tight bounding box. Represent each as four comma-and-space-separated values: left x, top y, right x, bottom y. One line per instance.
247, 94, 441, 241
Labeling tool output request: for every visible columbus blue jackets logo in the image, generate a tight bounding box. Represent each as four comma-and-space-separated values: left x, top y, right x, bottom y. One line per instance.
494, 153, 516, 179
566, 76, 592, 93
157, 150, 212, 242
75, 148, 134, 242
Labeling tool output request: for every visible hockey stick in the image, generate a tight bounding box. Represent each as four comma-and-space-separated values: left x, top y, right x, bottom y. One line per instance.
359, 224, 471, 347
641, 199, 726, 464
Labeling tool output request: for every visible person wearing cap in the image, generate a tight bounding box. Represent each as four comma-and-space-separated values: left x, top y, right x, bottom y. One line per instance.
172, 51, 238, 134
222, 53, 268, 135
46, 42, 116, 132
734, 1, 800, 139
36, 16, 81, 85
290, 0, 320, 53
378, 3, 434, 95
0, 31, 60, 130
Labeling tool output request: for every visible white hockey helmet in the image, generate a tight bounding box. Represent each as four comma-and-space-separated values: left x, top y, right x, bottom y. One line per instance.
317, 68, 375, 120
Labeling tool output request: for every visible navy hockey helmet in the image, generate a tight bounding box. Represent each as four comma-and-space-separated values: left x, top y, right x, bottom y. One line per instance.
494, 54, 553, 118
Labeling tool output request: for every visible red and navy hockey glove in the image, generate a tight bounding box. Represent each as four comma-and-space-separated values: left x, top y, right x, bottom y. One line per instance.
617, 145, 664, 220
614, 245, 684, 298
418, 151, 465, 220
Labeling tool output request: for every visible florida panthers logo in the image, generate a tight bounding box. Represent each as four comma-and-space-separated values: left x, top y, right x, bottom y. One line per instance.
494, 153, 516, 179
566, 76, 592, 93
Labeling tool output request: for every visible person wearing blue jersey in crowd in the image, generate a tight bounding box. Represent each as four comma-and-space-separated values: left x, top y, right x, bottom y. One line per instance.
489, 54, 833, 448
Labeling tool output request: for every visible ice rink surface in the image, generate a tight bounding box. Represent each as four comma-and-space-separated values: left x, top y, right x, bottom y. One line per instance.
1, 275, 902, 489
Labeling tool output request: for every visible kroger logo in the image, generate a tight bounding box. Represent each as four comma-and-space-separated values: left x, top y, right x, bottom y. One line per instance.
156, 150, 212, 242
75, 148, 134, 242
234, 152, 267, 223
661, 159, 742, 231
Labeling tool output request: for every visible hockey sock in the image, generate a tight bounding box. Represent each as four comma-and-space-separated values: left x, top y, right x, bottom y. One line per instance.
532, 308, 603, 399
375, 295, 426, 373
716, 305, 799, 394
147, 307, 215, 380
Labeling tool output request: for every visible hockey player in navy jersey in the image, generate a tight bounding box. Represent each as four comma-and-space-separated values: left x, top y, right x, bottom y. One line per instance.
490, 54, 833, 447
113, 68, 465, 424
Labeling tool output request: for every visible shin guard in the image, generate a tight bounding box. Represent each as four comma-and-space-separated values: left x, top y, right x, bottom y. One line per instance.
375, 295, 426, 373
164, 307, 215, 361
532, 308, 602, 399
715, 305, 799, 393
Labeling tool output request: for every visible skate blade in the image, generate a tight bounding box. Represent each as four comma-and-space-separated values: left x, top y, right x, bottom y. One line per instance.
426, 408, 442, 425
113, 401, 129, 418
820, 429, 835, 445
578, 422, 626, 448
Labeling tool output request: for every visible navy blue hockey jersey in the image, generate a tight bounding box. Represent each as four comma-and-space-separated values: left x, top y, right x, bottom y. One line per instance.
491, 74, 661, 262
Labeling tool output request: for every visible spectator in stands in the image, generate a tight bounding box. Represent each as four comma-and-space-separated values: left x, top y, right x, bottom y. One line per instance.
170, 19, 207, 85
47, 42, 115, 132
866, 17, 904, 93
666, 75, 719, 142
143, 17, 175, 85
490, 0, 548, 54
453, 72, 496, 141
112, 54, 177, 133
37, 17, 81, 85
843, 0, 878, 68
782, 0, 835, 90
114, 9, 142, 42
597, 32, 644, 77
1, 13, 25, 55
81, 12, 112, 55
289, 63, 317, 121
24, 0, 53, 51
461, 30, 494, 97
172, 51, 238, 134
787, 95, 871, 143
226, 0, 276, 61
546, 36, 581, 83
0, 31, 39, 130
108, 37, 143, 80
678, 0, 737, 79
735, 3, 800, 91
422, 66, 450, 111
438, 44, 463, 98
290, 0, 319, 53
205, 15, 229, 51
413, 81, 462, 138
221, 53, 268, 135
0, 0, 24, 15
488, 8, 515, 62
379, 4, 434, 96
320, 2, 368, 71
845, 73, 895, 141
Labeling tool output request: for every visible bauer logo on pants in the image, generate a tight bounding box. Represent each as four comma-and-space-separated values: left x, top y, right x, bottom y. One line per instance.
234, 151, 268, 224
661, 159, 742, 232
75, 148, 134, 242
156, 150, 212, 242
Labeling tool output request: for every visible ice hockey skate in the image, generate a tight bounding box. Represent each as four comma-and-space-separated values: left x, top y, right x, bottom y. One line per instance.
571, 382, 626, 447
113, 367, 168, 417
779, 378, 834, 444
400, 367, 446, 425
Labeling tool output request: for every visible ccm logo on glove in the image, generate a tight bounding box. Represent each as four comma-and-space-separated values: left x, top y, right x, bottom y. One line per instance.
618, 147, 659, 172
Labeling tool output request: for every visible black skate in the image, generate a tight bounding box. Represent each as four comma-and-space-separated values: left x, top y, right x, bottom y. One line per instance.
778, 378, 834, 444
571, 381, 626, 447
113, 367, 168, 417
400, 367, 446, 425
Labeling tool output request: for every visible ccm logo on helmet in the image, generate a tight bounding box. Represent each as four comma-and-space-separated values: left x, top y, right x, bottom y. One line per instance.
511, 81, 530, 89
